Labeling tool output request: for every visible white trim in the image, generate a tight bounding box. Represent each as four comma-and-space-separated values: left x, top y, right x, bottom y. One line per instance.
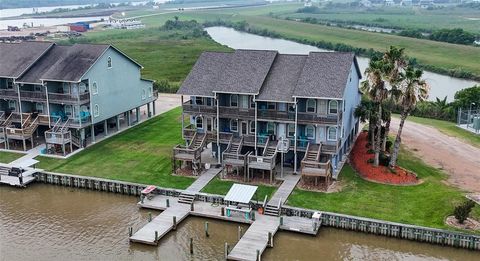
249, 121, 256, 134
255, 98, 295, 104
214, 91, 259, 96
107, 56, 112, 69
92, 81, 98, 95
287, 123, 295, 138
94, 104, 100, 117
306, 98, 316, 113
327, 126, 337, 141
329, 100, 339, 114
230, 94, 239, 107
305, 125, 315, 139
142, 89, 146, 100
293, 95, 343, 101
195, 116, 204, 129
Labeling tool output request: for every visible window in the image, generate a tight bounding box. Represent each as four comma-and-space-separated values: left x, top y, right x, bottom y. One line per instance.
94, 104, 99, 117
35, 103, 44, 113
206, 98, 212, 106
327, 127, 337, 141
107, 57, 112, 68
195, 116, 203, 129
92, 82, 98, 95
250, 97, 255, 108
206, 118, 213, 131
250, 121, 256, 134
267, 122, 275, 135
148, 87, 153, 97
8, 100, 16, 110
230, 119, 238, 132
306, 125, 315, 139
287, 124, 295, 137
230, 94, 238, 107
142, 89, 146, 99
288, 104, 295, 113
7, 79, 13, 89
329, 100, 338, 114
195, 96, 203, 105
267, 102, 276, 110
306, 99, 316, 113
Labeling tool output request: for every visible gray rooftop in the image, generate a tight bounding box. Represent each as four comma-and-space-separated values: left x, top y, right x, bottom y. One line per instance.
178, 50, 360, 100
256, 54, 307, 102
224, 183, 258, 204
0, 41, 53, 78
41, 44, 110, 82
16, 45, 70, 84
293, 52, 360, 99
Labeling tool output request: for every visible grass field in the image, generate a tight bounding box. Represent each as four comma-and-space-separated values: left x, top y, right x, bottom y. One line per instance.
122, 5, 480, 79
395, 115, 480, 149
0, 151, 24, 164
288, 149, 480, 230
63, 23, 230, 89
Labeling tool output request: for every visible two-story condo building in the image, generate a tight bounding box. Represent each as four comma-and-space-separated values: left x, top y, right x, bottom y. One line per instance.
0, 41, 157, 155
174, 50, 361, 185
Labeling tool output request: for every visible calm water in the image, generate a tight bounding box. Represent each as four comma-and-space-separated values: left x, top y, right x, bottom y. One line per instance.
1, 184, 479, 261
205, 26, 479, 102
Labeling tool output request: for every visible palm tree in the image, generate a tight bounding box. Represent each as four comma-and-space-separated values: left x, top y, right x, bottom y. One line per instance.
381, 46, 407, 151
389, 65, 429, 168
361, 58, 388, 166
354, 97, 376, 145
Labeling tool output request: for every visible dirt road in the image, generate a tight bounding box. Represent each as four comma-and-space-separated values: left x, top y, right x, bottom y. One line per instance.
390, 118, 480, 193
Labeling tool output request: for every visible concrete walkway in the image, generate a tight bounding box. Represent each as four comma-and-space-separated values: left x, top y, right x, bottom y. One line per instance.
9, 144, 44, 167
268, 173, 301, 206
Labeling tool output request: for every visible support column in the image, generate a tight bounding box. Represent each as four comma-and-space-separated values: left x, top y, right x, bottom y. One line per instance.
147, 103, 151, 118
116, 115, 120, 131
216, 94, 220, 164
104, 120, 108, 136
91, 125, 96, 143
294, 97, 298, 174
136, 107, 140, 123
127, 111, 131, 126
152, 101, 156, 115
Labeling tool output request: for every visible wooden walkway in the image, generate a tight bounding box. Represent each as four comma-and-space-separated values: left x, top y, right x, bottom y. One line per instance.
228, 214, 280, 261
129, 167, 221, 245
268, 173, 301, 206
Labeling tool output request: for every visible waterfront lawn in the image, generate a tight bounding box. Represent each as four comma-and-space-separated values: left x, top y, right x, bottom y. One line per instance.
0, 151, 24, 164
288, 148, 480, 230
35, 108, 195, 189
398, 115, 480, 149
201, 178, 277, 201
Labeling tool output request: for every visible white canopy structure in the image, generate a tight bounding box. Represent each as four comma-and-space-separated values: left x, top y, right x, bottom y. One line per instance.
224, 184, 258, 204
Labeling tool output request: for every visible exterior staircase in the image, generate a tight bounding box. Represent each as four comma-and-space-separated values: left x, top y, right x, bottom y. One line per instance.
189, 132, 206, 150
264, 203, 280, 217
178, 192, 195, 205
304, 143, 321, 162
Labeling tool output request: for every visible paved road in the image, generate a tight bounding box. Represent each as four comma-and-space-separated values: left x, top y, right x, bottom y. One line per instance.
390, 118, 480, 193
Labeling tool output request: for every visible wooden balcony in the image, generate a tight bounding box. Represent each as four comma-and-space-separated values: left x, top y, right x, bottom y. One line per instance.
0, 89, 18, 99
0, 89, 90, 105
45, 131, 72, 145
182, 102, 255, 119
48, 92, 90, 105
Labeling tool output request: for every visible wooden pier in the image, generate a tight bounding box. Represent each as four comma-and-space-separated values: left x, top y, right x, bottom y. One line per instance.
227, 214, 280, 261
129, 167, 221, 245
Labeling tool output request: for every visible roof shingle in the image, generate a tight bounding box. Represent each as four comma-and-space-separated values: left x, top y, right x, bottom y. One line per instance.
0, 41, 53, 78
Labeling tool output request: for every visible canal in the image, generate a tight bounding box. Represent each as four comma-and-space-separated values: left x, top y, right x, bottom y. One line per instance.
0, 184, 478, 260
205, 26, 479, 102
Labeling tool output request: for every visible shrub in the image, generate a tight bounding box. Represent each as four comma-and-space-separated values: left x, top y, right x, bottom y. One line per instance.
379, 153, 390, 167
453, 200, 475, 224
386, 140, 393, 152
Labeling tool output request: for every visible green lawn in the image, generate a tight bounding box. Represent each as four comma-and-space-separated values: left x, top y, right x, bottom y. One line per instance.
202, 177, 277, 201
396, 115, 480, 149
0, 151, 24, 164
288, 149, 480, 230
35, 108, 195, 189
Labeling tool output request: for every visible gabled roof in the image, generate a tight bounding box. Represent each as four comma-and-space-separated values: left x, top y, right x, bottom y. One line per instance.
40, 44, 110, 82
177, 52, 231, 96
293, 52, 359, 99
178, 50, 361, 100
0, 41, 54, 78
16, 45, 70, 84
215, 50, 277, 94
256, 54, 307, 103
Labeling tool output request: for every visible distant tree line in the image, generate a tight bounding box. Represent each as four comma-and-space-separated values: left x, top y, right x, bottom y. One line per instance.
204, 19, 480, 81
0, 0, 144, 9
160, 18, 207, 38
393, 86, 480, 122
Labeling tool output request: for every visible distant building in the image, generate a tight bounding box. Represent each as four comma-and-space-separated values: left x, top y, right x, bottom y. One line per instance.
385, 0, 396, 6
401, 0, 413, 6
360, 0, 373, 7
108, 18, 145, 30
0, 42, 156, 155
419, 0, 434, 8
304, 0, 313, 7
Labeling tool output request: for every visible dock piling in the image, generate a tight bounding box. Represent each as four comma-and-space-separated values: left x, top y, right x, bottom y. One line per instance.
173, 216, 177, 230
205, 221, 210, 237
224, 242, 229, 260
166, 198, 170, 207
280, 216, 283, 226
155, 231, 158, 242
238, 226, 242, 241
268, 232, 273, 247
148, 212, 152, 222
221, 207, 225, 216
256, 249, 260, 261
128, 227, 133, 237
190, 202, 194, 211
190, 237, 194, 254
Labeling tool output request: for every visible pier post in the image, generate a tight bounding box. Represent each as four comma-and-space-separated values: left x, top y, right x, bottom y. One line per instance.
173, 216, 177, 230
256, 249, 260, 261
190, 238, 194, 254
238, 226, 242, 241
221, 207, 225, 216
205, 221, 209, 237
141, 194, 144, 204
191, 202, 194, 211
268, 232, 273, 247
148, 212, 152, 222
280, 216, 283, 226
251, 211, 255, 221
224, 242, 229, 260
155, 231, 158, 242
129, 227, 133, 237
166, 198, 170, 208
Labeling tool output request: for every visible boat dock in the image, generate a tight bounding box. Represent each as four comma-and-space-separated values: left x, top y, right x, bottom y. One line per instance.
0, 163, 38, 187
129, 167, 222, 245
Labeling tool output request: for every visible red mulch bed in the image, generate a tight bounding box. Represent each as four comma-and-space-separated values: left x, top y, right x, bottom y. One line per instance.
350, 132, 419, 185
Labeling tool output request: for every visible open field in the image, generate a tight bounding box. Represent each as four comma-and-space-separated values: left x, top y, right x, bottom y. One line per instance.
0, 151, 24, 164
62, 23, 230, 89
394, 114, 480, 149
288, 150, 480, 231
121, 5, 480, 79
